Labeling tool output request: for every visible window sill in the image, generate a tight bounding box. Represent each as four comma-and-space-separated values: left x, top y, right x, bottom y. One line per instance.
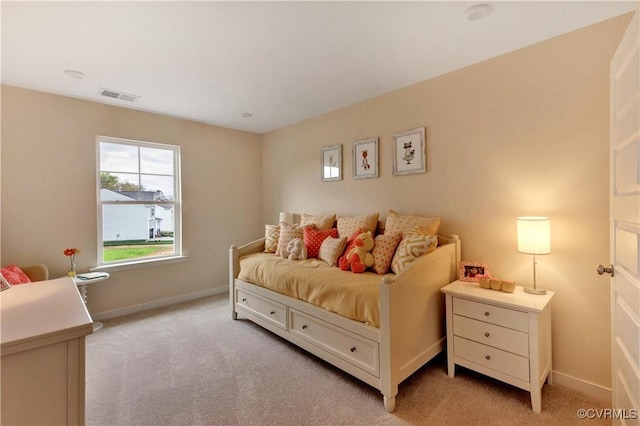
90, 255, 188, 273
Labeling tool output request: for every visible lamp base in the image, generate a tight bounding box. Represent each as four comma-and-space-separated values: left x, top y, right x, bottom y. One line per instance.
524, 287, 547, 295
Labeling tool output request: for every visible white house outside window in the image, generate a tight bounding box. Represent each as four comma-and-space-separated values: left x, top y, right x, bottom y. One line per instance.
96, 136, 182, 268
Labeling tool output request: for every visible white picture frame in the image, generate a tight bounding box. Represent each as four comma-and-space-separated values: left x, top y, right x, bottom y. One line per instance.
352, 137, 379, 179
321, 144, 342, 182
392, 127, 426, 176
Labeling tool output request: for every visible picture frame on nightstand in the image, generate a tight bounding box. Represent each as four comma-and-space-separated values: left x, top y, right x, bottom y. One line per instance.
458, 261, 489, 282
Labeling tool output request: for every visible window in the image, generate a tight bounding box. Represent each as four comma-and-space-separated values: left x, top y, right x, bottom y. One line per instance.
96, 136, 182, 268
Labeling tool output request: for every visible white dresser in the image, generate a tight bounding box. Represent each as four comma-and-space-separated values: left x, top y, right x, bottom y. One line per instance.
441, 280, 554, 413
1, 278, 93, 425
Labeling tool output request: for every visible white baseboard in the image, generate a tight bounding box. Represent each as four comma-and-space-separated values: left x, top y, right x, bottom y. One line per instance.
92, 286, 228, 321
552, 370, 611, 403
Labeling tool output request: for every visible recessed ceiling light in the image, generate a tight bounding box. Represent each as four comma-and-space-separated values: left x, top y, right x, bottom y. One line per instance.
64, 69, 87, 80
241, 113, 253, 118
463, 4, 492, 21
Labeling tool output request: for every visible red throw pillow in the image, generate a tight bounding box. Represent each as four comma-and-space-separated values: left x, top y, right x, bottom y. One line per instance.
337, 228, 365, 267
0, 265, 32, 285
304, 226, 338, 258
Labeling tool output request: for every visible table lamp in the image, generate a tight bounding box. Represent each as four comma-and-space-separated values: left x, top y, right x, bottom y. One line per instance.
517, 216, 550, 295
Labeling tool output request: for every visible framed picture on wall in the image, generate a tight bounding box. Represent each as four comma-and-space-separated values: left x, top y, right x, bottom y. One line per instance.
352, 137, 378, 179
321, 144, 342, 182
392, 127, 426, 176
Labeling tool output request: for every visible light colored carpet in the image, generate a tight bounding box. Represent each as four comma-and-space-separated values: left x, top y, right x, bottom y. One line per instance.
86, 294, 610, 425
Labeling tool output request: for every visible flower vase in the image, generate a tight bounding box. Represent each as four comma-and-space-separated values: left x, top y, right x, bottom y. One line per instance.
68, 260, 76, 278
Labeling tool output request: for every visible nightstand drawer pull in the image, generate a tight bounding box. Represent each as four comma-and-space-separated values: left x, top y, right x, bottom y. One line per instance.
484, 332, 490, 337
350, 347, 357, 353
485, 355, 491, 360
484, 311, 490, 316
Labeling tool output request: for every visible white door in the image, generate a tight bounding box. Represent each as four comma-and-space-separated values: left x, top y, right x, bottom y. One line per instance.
609, 7, 640, 425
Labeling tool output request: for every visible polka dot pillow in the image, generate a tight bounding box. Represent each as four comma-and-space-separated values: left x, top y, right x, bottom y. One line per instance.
276, 223, 304, 257
371, 233, 402, 275
384, 209, 441, 237
304, 226, 339, 258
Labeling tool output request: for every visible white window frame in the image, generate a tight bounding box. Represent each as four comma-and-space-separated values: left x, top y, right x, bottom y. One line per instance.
93, 136, 185, 272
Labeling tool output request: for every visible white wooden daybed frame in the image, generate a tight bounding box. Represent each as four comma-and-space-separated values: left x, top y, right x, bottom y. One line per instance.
229, 234, 461, 412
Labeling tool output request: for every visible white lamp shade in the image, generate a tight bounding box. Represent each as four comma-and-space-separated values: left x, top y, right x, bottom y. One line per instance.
517, 216, 551, 255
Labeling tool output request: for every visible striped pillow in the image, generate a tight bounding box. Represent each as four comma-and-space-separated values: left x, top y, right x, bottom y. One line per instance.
318, 237, 347, 267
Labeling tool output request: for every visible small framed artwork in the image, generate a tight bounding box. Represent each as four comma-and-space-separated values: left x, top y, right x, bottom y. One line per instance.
321, 144, 342, 182
392, 127, 426, 176
352, 137, 378, 179
459, 261, 489, 282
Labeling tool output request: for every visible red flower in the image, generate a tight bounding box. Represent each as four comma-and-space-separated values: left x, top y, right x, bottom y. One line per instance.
63, 248, 81, 257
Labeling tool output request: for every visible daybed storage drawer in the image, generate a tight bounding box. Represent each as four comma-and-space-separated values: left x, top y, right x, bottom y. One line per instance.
289, 309, 379, 377
453, 336, 530, 382
236, 288, 286, 330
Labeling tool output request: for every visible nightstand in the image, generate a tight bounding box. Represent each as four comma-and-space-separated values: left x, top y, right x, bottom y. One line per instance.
441, 280, 554, 413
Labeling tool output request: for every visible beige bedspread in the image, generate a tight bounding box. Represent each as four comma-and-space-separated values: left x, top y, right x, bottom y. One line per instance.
238, 253, 392, 327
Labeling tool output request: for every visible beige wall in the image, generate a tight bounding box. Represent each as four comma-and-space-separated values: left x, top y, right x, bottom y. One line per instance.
262, 15, 631, 391
1, 85, 263, 314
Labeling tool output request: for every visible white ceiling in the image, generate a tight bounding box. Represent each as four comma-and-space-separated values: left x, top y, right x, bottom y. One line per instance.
2, 1, 636, 134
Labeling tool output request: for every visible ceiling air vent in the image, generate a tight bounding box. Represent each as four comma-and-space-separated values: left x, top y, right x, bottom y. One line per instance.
98, 88, 140, 102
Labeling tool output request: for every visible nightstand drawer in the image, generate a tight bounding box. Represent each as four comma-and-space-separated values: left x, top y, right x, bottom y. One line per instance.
454, 336, 530, 382
453, 314, 529, 357
453, 298, 528, 332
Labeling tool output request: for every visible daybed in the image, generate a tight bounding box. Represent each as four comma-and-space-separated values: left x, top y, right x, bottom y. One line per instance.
229, 214, 460, 412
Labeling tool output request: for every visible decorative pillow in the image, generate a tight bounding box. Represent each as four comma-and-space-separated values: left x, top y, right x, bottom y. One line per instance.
337, 213, 379, 238
304, 226, 339, 258
276, 223, 304, 257
371, 233, 402, 275
391, 225, 439, 274
0, 265, 32, 285
300, 213, 336, 230
0, 273, 11, 291
264, 224, 280, 253
384, 209, 441, 237
337, 228, 365, 266
318, 237, 348, 267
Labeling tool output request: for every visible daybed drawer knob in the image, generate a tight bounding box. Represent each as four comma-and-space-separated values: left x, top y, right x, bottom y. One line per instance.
484, 311, 490, 316
270, 311, 275, 315
350, 347, 357, 353
484, 332, 490, 337
302, 325, 308, 330
242, 298, 247, 302
485, 355, 491, 360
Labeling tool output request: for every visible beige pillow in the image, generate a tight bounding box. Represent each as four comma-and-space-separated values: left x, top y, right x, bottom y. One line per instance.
337, 213, 379, 238
264, 224, 280, 253
391, 225, 439, 274
300, 213, 336, 230
371, 233, 402, 275
384, 209, 441, 237
276, 223, 304, 257
319, 237, 347, 267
